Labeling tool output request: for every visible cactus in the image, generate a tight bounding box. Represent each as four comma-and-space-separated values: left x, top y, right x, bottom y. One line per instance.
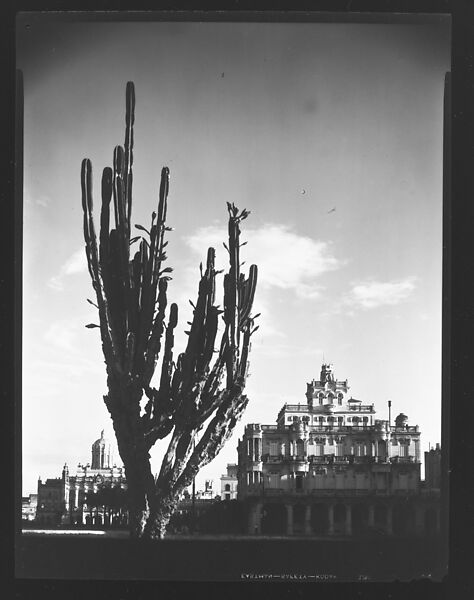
80, 82, 258, 538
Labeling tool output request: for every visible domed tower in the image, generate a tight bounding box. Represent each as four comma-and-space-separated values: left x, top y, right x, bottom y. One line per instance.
91, 430, 112, 470
394, 413, 409, 428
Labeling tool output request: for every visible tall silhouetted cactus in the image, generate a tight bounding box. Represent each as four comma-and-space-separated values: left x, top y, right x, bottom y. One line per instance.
81, 82, 258, 538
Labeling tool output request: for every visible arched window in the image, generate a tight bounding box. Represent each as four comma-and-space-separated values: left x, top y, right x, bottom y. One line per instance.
225, 483, 231, 491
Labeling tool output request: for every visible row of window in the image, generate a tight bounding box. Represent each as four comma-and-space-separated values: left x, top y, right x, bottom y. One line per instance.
287, 416, 370, 423
245, 471, 414, 487
312, 392, 345, 405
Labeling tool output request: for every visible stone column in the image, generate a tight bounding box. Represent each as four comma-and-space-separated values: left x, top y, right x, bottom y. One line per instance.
248, 503, 258, 535
304, 505, 312, 535
286, 504, 294, 536
345, 504, 352, 536
74, 486, 79, 509
386, 505, 393, 535
328, 504, 335, 535
415, 506, 424, 536
255, 502, 263, 534
368, 504, 375, 528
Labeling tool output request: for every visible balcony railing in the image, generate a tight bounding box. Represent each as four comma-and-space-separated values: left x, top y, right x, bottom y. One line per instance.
389, 455, 416, 464
258, 454, 418, 465
348, 405, 375, 412
391, 425, 420, 433
243, 487, 421, 497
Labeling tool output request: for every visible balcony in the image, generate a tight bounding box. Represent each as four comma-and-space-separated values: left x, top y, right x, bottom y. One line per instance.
308, 455, 377, 465
242, 485, 423, 498
307, 425, 374, 432
262, 454, 284, 463
284, 405, 310, 412
348, 404, 375, 413
260, 454, 418, 466
389, 456, 417, 464
391, 425, 419, 433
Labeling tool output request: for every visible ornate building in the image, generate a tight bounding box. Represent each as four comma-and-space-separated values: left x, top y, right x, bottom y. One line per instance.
220, 464, 238, 501
21, 494, 37, 521
36, 430, 127, 526
424, 443, 442, 490
237, 363, 440, 537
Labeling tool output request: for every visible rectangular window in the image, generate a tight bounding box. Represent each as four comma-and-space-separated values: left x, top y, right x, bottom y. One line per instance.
269, 441, 278, 456
315, 444, 324, 456
269, 473, 280, 488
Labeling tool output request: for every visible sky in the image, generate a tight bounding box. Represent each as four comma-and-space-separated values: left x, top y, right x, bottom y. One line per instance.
18, 16, 450, 495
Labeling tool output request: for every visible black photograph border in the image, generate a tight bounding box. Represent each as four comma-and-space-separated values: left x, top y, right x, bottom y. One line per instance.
4, 1, 473, 598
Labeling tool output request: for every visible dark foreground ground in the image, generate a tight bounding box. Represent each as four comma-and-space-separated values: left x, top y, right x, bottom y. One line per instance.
16, 531, 447, 582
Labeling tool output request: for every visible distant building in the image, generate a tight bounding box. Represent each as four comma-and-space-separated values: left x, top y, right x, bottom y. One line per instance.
36, 476, 66, 526
35, 430, 127, 527
196, 480, 215, 500
237, 363, 441, 537
21, 494, 37, 521
425, 443, 442, 489
220, 464, 238, 501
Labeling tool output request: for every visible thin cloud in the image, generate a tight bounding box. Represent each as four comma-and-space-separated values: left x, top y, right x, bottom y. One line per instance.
24, 188, 52, 208
43, 318, 84, 352
346, 277, 417, 309
185, 223, 343, 300
48, 247, 86, 291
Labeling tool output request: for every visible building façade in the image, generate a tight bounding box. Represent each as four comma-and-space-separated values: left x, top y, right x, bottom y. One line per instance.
237, 363, 441, 537
35, 430, 127, 527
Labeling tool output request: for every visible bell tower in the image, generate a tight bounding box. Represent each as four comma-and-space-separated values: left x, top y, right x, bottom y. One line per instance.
320, 363, 335, 384
91, 429, 112, 469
